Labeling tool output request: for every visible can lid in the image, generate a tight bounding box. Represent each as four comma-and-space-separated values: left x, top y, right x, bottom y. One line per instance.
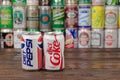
65, 0, 78, 4
0, 29, 13, 33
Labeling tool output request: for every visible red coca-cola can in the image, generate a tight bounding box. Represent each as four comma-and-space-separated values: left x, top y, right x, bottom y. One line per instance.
43, 32, 64, 71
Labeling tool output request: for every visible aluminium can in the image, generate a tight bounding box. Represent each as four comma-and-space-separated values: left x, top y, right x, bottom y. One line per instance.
51, 6, 65, 30
105, 29, 118, 48
118, 29, 120, 48
51, 0, 64, 6
26, 0, 39, 5
40, 0, 51, 6
78, 0, 91, 4
105, 0, 118, 6
21, 32, 43, 70
78, 28, 91, 48
92, 6, 105, 29
27, 6, 39, 31
39, 6, 51, 32
105, 6, 118, 28
1, 29, 14, 48
65, 5, 78, 28
92, 0, 105, 5
91, 29, 104, 48
11, 0, 26, 6
65, 0, 77, 5
13, 6, 26, 29
43, 32, 64, 70
78, 5, 91, 27
65, 28, 78, 48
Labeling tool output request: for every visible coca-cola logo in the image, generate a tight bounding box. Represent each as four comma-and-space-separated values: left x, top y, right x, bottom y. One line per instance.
47, 35, 61, 66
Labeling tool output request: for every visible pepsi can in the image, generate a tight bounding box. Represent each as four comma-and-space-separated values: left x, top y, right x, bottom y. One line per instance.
21, 32, 43, 70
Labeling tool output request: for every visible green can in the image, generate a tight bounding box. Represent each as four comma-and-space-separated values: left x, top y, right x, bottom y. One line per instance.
79, 0, 91, 4
105, 0, 118, 5
52, 0, 64, 6
51, 6, 64, 30
12, 0, 26, 6
0, 6, 13, 29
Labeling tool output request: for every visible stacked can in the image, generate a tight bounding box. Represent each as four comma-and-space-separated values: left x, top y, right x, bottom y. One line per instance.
26, 0, 39, 32
0, 0, 14, 48
78, 0, 91, 48
91, 0, 105, 48
65, 0, 78, 48
51, 0, 65, 32
105, 0, 118, 48
39, 0, 51, 32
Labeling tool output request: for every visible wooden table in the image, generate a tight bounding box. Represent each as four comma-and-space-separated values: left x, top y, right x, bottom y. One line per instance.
0, 48, 120, 80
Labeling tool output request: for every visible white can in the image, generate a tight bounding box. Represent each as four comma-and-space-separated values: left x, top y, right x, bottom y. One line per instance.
43, 32, 64, 70
91, 29, 104, 48
13, 6, 26, 29
92, 0, 105, 6
105, 6, 118, 28
78, 28, 91, 48
105, 29, 118, 48
27, 0, 39, 5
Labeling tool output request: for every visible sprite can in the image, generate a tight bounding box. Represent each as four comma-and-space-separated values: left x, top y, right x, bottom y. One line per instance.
78, 0, 91, 4
11, 0, 26, 6
51, 6, 64, 30
51, 0, 64, 6
105, 0, 118, 5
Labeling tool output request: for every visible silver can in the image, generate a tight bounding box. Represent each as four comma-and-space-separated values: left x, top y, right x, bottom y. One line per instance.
39, 6, 51, 32
78, 28, 91, 48
27, 6, 39, 31
27, 0, 39, 5
105, 29, 118, 48
92, 0, 105, 6
105, 6, 118, 28
13, 6, 26, 29
91, 29, 104, 48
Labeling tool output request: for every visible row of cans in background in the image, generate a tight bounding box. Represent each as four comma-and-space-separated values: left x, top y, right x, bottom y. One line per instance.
65, 28, 120, 48
21, 32, 64, 70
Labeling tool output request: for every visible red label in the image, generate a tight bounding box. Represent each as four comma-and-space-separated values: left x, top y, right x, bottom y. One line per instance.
5, 33, 13, 47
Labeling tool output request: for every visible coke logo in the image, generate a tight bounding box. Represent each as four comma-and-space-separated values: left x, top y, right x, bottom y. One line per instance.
47, 35, 61, 66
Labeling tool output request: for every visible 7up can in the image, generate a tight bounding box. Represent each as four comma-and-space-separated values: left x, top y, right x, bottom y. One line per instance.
105, 0, 118, 5
51, 6, 65, 30
11, 0, 26, 6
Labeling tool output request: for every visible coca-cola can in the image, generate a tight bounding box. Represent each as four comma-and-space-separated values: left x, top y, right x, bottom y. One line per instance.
21, 32, 43, 70
78, 28, 91, 48
43, 32, 64, 70
91, 29, 104, 48
105, 29, 118, 48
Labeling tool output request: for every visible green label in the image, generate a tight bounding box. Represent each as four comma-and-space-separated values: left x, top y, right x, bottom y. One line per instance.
105, 0, 118, 5
12, 0, 26, 5
79, 0, 91, 4
52, 6, 64, 29
0, 6, 13, 29
52, 0, 64, 6
27, 29, 39, 32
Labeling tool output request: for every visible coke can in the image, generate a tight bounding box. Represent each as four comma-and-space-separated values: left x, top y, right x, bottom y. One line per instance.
11, 0, 26, 6
65, 4, 78, 28
21, 32, 43, 70
39, 6, 51, 32
65, 28, 78, 48
40, 0, 51, 6
1, 29, 14, 48
78, 28, 91, 48
13, 6, 26, 29
105, 6, 118, 28
105, 0, 118, 6
26, 0, 39, 6
43, 32, 64, 70
118, 29, 120, 48
78, 5, 91, 27
92, 0, 105, 5
105, 29, 118, 48
91, 29, 104, 48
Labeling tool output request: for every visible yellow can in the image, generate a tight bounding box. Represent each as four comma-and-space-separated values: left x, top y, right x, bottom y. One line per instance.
92, 6, 105, 29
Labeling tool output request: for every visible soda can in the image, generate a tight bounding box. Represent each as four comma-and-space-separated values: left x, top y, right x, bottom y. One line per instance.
1, 29, 14, 48
65, 28, 78, 48
105, 0, 118, 6
51, 0, 64, 6
118, 6, 120, 28
39, 6, 51, 32
26, 0, 39, 6
65, 0, 78, 5
27, 6, 39, 31
51, 6, 65, 30
40, 0, 51, 6
11, 0, 26, 6
91, 29, 104, 48
105, 6, 118, 28
21, 32, 43, 70
105, 29, 118, 48
92, 6, 105, 29
43, 32, 64, 70
78, 0, 91, 4
78, 5, 91, 27
13, 6, 26, 29
78, 28, 91, 48
92, 0, 105, 5
65, 5, 78, 28
118, 29, 120, 48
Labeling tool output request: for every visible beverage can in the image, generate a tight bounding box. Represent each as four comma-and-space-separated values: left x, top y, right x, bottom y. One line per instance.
1, 29, 14, 48
92, 0, 105, 5
78, 0, 91, 4
92, 6, 105, 29
12, 0, 26, 6
51, 0, 64, 6
105, 29, 118, 48
65, 28, 78, 48
40, 0, 51, 6
105, 0, 118, 6
43, 32, 64, 70
65, 0, 78, 5
21, 32, 43, 70
13, 6, 26, 29
26, 0, 39, 5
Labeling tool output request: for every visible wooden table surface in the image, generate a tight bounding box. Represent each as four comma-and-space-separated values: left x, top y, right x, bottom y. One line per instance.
0, 48, 120, 80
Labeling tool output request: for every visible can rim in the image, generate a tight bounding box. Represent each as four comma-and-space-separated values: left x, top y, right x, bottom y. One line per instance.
23, 32, 41, 35
45, 32, 63, 35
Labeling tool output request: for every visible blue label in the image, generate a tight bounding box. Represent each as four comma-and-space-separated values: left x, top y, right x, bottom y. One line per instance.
68, 29, 78, 39
40, 14, 50, 24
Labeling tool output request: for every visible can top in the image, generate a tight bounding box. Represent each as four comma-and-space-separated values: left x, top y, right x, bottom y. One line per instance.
45, 32, 63, 35
1, 29, 13, 33
2, 0, 11, 6
65, 0, 78, 4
